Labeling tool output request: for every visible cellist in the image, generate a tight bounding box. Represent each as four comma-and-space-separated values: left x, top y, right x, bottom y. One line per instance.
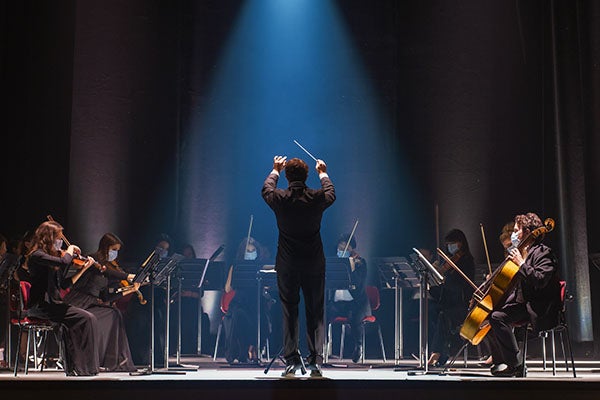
488, 212, 561, 377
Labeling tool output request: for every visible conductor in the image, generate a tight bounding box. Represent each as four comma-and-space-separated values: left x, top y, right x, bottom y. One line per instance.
261, 155, 336, 377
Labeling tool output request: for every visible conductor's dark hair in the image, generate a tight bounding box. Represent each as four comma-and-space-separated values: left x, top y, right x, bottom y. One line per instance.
285, 158, 309, 183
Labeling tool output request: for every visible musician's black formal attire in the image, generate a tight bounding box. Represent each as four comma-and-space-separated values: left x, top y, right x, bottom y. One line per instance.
489, 242, 561, 370
27, 250, 100, 376
262, 171, 335, 366
428, 253, 475, 365
62, 264, 136, 372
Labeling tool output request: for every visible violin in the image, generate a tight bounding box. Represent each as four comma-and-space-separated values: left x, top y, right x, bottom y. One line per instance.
108, 260, 146, 305
435, 248, 464, 275
459, 218, 555, 345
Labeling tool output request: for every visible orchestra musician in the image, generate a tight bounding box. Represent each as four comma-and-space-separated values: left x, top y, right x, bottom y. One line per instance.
62, 232, 137, 372
328, 233, 371, 363
487, 212, 561, 377
222, 236, 272, 364
427, 228, 475, 367
25, 220, 100, 376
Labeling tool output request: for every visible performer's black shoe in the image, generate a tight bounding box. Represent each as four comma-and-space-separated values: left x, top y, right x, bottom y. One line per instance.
307, 363, 323, 378
281, 362, 302, 378
491, 363, 523, 377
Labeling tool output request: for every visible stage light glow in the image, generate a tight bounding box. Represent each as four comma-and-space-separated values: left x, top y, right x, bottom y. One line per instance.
179, 0, 415, 264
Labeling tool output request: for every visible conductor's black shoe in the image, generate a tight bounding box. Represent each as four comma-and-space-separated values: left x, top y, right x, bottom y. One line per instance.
351, 345, 363, 363
491, 363, 523, 377
307, 363, 323, 378
281, 362, 302, 378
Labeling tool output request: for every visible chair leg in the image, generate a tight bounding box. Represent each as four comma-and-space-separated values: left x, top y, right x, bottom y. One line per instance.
550, 329, 557, 376
340, 324, 346, 360
213, 321, 222, 361
360, 324, 366, 364
540, 331, 547, 370
326, 323, 332, 363
562, 324, 577, 378
13, 327, 23, 377
463, 344, 468, 368
377, 324, 386, 362
39, 330, 49, 372
558, 330, 567, 371
25, 329, 32, 375
521, 328, 528, 377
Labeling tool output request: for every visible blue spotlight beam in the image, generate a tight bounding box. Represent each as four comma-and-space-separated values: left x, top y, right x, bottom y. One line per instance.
293, 139, 318, 162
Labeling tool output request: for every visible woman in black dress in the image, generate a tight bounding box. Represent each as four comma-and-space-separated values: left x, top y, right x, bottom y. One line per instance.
26, 221, 100, 376
62, 232, 138, 372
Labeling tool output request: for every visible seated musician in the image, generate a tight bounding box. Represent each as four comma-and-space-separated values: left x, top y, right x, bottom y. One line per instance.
222, 236, 272, 364
427, 229, 475, 367
62, 232, 137, 372
327, 233, 371, 363
25, 221, 100, 376
487, 212, 561, 377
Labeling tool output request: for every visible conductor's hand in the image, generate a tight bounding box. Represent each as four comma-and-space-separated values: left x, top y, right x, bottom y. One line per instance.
273, 155, 287, 172
316, 159, 327, 174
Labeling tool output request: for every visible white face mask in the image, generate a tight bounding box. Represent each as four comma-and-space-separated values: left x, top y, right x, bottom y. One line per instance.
244, 250, 257, 260
447, 243, 459, 255
53, 239, 63, 251
157, 247, 168, 259
510, 231, 520, 248
108, 249, 118, 262
337, 249, 350, 258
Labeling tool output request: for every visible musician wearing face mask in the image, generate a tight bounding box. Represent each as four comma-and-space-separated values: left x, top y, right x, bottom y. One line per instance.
487, 212, 561, 377
25, 221, 100, 376
327, 233, 371, 363
427, 228, 475, 367
61, 233, 137, 372
222, 236, 272, 364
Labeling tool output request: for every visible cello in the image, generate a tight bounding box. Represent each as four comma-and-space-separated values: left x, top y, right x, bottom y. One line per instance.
459, 218, 555, 345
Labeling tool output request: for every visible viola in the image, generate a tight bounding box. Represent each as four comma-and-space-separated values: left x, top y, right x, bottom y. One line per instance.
436, 248, 464, 275
459, 218, 555, 345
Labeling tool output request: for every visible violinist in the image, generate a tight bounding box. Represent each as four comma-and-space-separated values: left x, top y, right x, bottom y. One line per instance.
62, 232, 137, 372
25, 220, 100, 376
488, 212, 561, 377
427, 229, 475, 367
328, 233, 371, 363
222, 236, 272, 364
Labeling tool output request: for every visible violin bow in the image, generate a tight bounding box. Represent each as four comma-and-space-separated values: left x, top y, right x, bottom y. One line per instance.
342, 219, 359, 256
245, 214, 254, 252
479, 223, 493, 276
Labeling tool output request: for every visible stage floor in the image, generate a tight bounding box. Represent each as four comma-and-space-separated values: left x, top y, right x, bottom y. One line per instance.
2, 356, 600, 400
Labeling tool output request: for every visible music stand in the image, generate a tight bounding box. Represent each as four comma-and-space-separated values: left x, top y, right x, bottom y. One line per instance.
228, 262, 267, 366
257, 265, 277, 361
374, 256, 417, 364
177, 256, 225, 358
130, 251, 186, 376
402, 248, 444, 375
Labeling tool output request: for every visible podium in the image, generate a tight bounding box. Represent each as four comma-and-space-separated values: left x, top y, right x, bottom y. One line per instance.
373, 256, 417, 363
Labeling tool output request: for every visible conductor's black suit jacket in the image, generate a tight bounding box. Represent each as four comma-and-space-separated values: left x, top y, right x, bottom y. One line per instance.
262, 172, 336, 274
